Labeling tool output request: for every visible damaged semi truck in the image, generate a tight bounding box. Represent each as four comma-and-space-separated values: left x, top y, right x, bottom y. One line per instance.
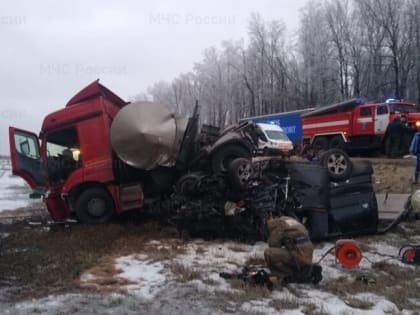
9, 80, 381, 240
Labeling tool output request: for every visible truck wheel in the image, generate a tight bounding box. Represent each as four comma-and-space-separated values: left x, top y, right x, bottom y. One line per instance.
329, 136, 345, 150
176, 173, 200, 196
321, 149, 352, 181
312, 137, 328, 150
75, 188, 115, 224
228, 158, 254, 190
211, 145, 251, 174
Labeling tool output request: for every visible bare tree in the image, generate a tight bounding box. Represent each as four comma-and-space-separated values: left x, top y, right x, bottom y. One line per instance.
145, 3, 420, 126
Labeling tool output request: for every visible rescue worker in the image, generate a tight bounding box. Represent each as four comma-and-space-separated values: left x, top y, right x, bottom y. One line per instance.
410, 130, 420, 183
385, 117, 404, 158
264, 216, 314, 284
401, 115, 414, 155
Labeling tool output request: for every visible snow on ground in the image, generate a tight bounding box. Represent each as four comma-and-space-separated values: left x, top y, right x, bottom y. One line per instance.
115, 255, 166, 299
1, 154, 419, 314
0, 158, 32, 211
72, 238, 419, 314
2, 237, 419, 314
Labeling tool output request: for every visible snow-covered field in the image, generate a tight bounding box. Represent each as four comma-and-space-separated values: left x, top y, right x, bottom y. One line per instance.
2, 234, 420, 315
0, 157, 33, 211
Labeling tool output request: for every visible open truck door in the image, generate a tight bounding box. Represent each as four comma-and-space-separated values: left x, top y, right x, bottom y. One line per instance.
9, 127, 45, 192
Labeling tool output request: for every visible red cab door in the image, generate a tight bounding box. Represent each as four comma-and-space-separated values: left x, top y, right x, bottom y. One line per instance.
9, 127, 46, 189
354, 106, 375, 135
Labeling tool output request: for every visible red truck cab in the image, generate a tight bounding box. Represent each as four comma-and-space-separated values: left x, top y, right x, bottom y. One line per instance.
9, 80, 144, 222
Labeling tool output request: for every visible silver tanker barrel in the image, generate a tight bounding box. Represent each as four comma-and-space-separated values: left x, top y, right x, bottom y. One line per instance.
110, 101, 188, 170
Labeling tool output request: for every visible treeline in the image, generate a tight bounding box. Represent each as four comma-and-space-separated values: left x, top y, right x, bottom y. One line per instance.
137, 0, 420, 128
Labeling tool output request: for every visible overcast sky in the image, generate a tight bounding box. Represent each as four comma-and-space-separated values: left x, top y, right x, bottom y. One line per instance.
0, 0, 308, 154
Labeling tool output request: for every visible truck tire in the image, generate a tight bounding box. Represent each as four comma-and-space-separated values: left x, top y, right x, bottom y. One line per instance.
211, 144, 251, 174
312, 137, 328, 150
75, 188, 115, 224
176, 173, 201, 196
329, 136, 345, 150
320, 149, 352, 181
228, 158, 254, 190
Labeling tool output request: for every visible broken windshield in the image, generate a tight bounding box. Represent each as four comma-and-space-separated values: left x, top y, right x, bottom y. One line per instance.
46, 127, 81, 183
265, 130, 290, 141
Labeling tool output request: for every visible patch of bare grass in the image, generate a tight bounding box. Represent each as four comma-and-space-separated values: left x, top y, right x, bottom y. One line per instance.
201, 277, 218, 285
143, 241, 187, 262
76, 255, 133, 293
0, 220, 175, 301
227, 243, 248, 253
325, 273, 385, 296
270, 296, 300, 310
302, 303, 329, 315
225, 279, 271, 302
323, 262, 420, 310
195, 245, 207, 255
170, 262, 200, 282
343, 297, 374, 310
239, 309, 267, 315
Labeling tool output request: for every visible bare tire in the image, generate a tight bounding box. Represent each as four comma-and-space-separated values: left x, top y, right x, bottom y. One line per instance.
176, 173, 200, 196
329, 136, 345, 150
228, 158, 254, 190
321, 149, 352, 181
312, 137, 328, 150
75, 188, 115, 224
211, 145, 251, 174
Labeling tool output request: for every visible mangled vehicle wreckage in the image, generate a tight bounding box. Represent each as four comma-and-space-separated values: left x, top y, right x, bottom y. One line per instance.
9, 81, 388, 240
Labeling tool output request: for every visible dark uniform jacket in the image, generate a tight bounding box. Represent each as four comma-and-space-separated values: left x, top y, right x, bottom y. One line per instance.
267, 216, 314, 266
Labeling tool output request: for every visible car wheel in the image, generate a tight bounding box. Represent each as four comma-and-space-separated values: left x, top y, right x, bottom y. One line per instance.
75, 188, 115, 224
312, 137, 328, 150
211, 144, 251, 174
321, 149, 352, 181
329, 136, 345, 150
228, 157, 254, 190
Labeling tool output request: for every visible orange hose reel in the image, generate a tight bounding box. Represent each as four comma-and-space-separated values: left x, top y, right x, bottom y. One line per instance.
335, 240, 362, 268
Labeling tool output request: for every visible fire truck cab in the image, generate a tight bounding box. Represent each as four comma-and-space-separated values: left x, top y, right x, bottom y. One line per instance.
302, 99, 420, 151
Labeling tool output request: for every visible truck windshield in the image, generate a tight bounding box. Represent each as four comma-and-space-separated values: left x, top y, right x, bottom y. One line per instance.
46, 128, 81, 183
389, 104, 417, 113
265, 130, 290, 141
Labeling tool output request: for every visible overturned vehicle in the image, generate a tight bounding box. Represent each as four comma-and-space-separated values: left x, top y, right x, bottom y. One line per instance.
9, 81, 392, 240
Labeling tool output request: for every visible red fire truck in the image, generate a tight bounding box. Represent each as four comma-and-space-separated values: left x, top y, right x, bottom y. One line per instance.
302, 98, 420, 151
